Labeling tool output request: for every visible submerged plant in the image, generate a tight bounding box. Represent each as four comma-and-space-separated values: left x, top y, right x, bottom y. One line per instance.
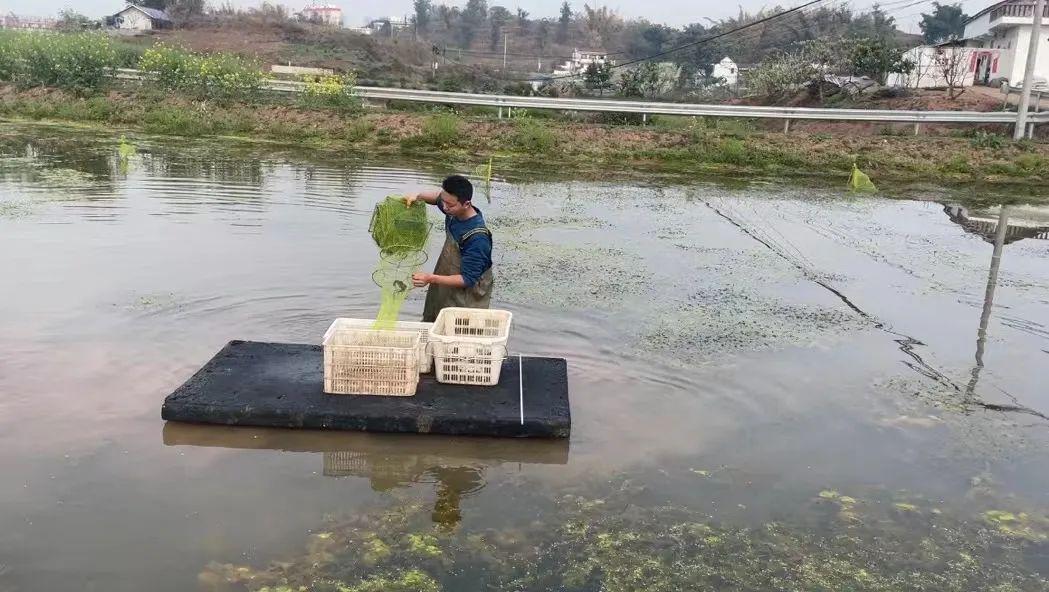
199, 484, 1049, 592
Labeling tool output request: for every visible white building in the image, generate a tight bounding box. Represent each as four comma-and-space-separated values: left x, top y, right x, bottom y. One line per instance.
888, 44, 978, 88
111, 5, 171, 30
962, 0, 1049, 86
710, 57, 739, 86
551, 49, 614, 77
300, 4, 343, 26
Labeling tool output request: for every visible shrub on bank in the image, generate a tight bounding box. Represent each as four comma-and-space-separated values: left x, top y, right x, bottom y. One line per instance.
402, 113, 461, 149
300, 73, 361, 114
0, 31, 119, 94
139, 44, 263, 101
511, 119, 557, 154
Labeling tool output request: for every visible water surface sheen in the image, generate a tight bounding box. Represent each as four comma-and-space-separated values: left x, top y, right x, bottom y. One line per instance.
1, 127, 1048, 591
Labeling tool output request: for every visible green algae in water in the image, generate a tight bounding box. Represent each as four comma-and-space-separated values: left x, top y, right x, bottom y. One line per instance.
200, 485, 1049, 592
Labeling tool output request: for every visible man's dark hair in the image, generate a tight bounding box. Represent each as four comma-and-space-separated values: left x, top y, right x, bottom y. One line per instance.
442, 175, 473, 204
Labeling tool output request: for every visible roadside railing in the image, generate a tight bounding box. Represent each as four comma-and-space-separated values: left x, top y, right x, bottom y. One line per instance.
111, 68, 1049, 135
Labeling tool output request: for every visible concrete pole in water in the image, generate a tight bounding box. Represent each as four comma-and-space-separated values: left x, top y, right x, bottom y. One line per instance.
1013, 0, 1044, 140
967, 205, 1011, 396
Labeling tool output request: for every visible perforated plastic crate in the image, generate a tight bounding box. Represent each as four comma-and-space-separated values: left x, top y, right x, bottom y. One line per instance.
429, 308, 512, 386
322, 324, 420, 396
326, 318, 434, 373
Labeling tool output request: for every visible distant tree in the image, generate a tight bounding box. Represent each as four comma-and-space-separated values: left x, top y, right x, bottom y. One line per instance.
536, 19, 550, 51
436, 4, 458, 32
129, 0, 167, 9
414, 0, 432, 34
460, 0, 488, 47
935, 45, 971, 98
516, 7, 530, 34
618, 62, 660, 97
489, 6, 511, 50
796, 38, 848, 103
625, 22, 673, 58
848, 37, 913, 84
57, 9, 96, 30
557, 1, 572, 43
583, 61, 612, 95
847, 4, 897, 41
749, 50, 817, 102
128, 0, 204, 19
919, 2, 968, 44
582, 4, 622, 46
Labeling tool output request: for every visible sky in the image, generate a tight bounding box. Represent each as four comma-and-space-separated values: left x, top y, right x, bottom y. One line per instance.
0, 0, 994, 35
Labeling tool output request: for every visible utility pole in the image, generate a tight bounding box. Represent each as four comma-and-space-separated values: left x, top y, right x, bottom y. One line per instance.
1014, 0, 1044, 140
503, 31, 509, 69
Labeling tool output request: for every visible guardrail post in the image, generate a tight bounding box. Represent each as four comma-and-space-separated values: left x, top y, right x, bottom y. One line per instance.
508, 106, 513, 118
642, 113, 647, 125
913, 122, 921, 136
498, 106, 503, 119
783, 118, 791, 134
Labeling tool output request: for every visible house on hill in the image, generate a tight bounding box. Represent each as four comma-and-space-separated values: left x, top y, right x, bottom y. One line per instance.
111, 5, 171, 30
710, 57, 739, 86
300, 4, 343, 27
551, 49, 615, 77
961, 0, 1049, 86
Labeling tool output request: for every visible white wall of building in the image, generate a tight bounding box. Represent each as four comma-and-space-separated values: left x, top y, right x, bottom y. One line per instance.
962, 3, 1049, 85
965, 12, 993, 38
889, 46, 979, 88
116, 8, 153, 30
711, 57, 738, 86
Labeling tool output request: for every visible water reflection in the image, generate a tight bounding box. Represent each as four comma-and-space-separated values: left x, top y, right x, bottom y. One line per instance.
3, 125, 1049, 591
943, 204, 1049, 418
163, 423, 568, 528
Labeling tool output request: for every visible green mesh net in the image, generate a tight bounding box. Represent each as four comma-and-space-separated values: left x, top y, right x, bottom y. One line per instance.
847, 163, 877, 192
368, 197, 432, 329
472, 157, 493, 203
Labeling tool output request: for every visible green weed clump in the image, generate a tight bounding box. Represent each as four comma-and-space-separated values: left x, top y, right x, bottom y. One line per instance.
941, 155, 973, 175
0, 30, 119, 94
403, 114, 461, 149
511, 119, 557, 154
970, 131, 1006, 150
139, 44, 263, 102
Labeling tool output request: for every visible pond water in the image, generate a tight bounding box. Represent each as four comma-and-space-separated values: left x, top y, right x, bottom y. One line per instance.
1, 125, 1049, 591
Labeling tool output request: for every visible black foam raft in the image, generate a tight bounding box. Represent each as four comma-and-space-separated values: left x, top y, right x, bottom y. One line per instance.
162, 340, 571, 438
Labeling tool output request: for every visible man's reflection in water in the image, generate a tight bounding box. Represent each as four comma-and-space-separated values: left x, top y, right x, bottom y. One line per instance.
323, 451, 485, 529
428, 466, 486, 528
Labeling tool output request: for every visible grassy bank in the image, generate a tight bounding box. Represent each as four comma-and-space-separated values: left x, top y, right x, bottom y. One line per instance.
1, 84, 1048, 189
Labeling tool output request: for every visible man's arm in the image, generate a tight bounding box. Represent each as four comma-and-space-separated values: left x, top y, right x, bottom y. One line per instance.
412, 233, 490, 289
412, 272, 466, 288
405, 189, 441, 206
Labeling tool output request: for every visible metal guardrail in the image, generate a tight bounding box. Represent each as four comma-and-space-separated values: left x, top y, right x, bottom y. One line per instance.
112, 68, 1049, 126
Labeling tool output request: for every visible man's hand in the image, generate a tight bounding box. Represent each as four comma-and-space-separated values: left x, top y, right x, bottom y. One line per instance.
412, 272, 432, 287
403, 193, 419, 207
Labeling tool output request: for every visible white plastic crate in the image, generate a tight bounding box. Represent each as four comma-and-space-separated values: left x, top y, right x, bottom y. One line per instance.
322, 324, 420, 396
326, 318, 434, 373
429, 308, 512, 386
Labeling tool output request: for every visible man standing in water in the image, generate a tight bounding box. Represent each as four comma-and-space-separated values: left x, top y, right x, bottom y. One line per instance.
405, 175, 493, 322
